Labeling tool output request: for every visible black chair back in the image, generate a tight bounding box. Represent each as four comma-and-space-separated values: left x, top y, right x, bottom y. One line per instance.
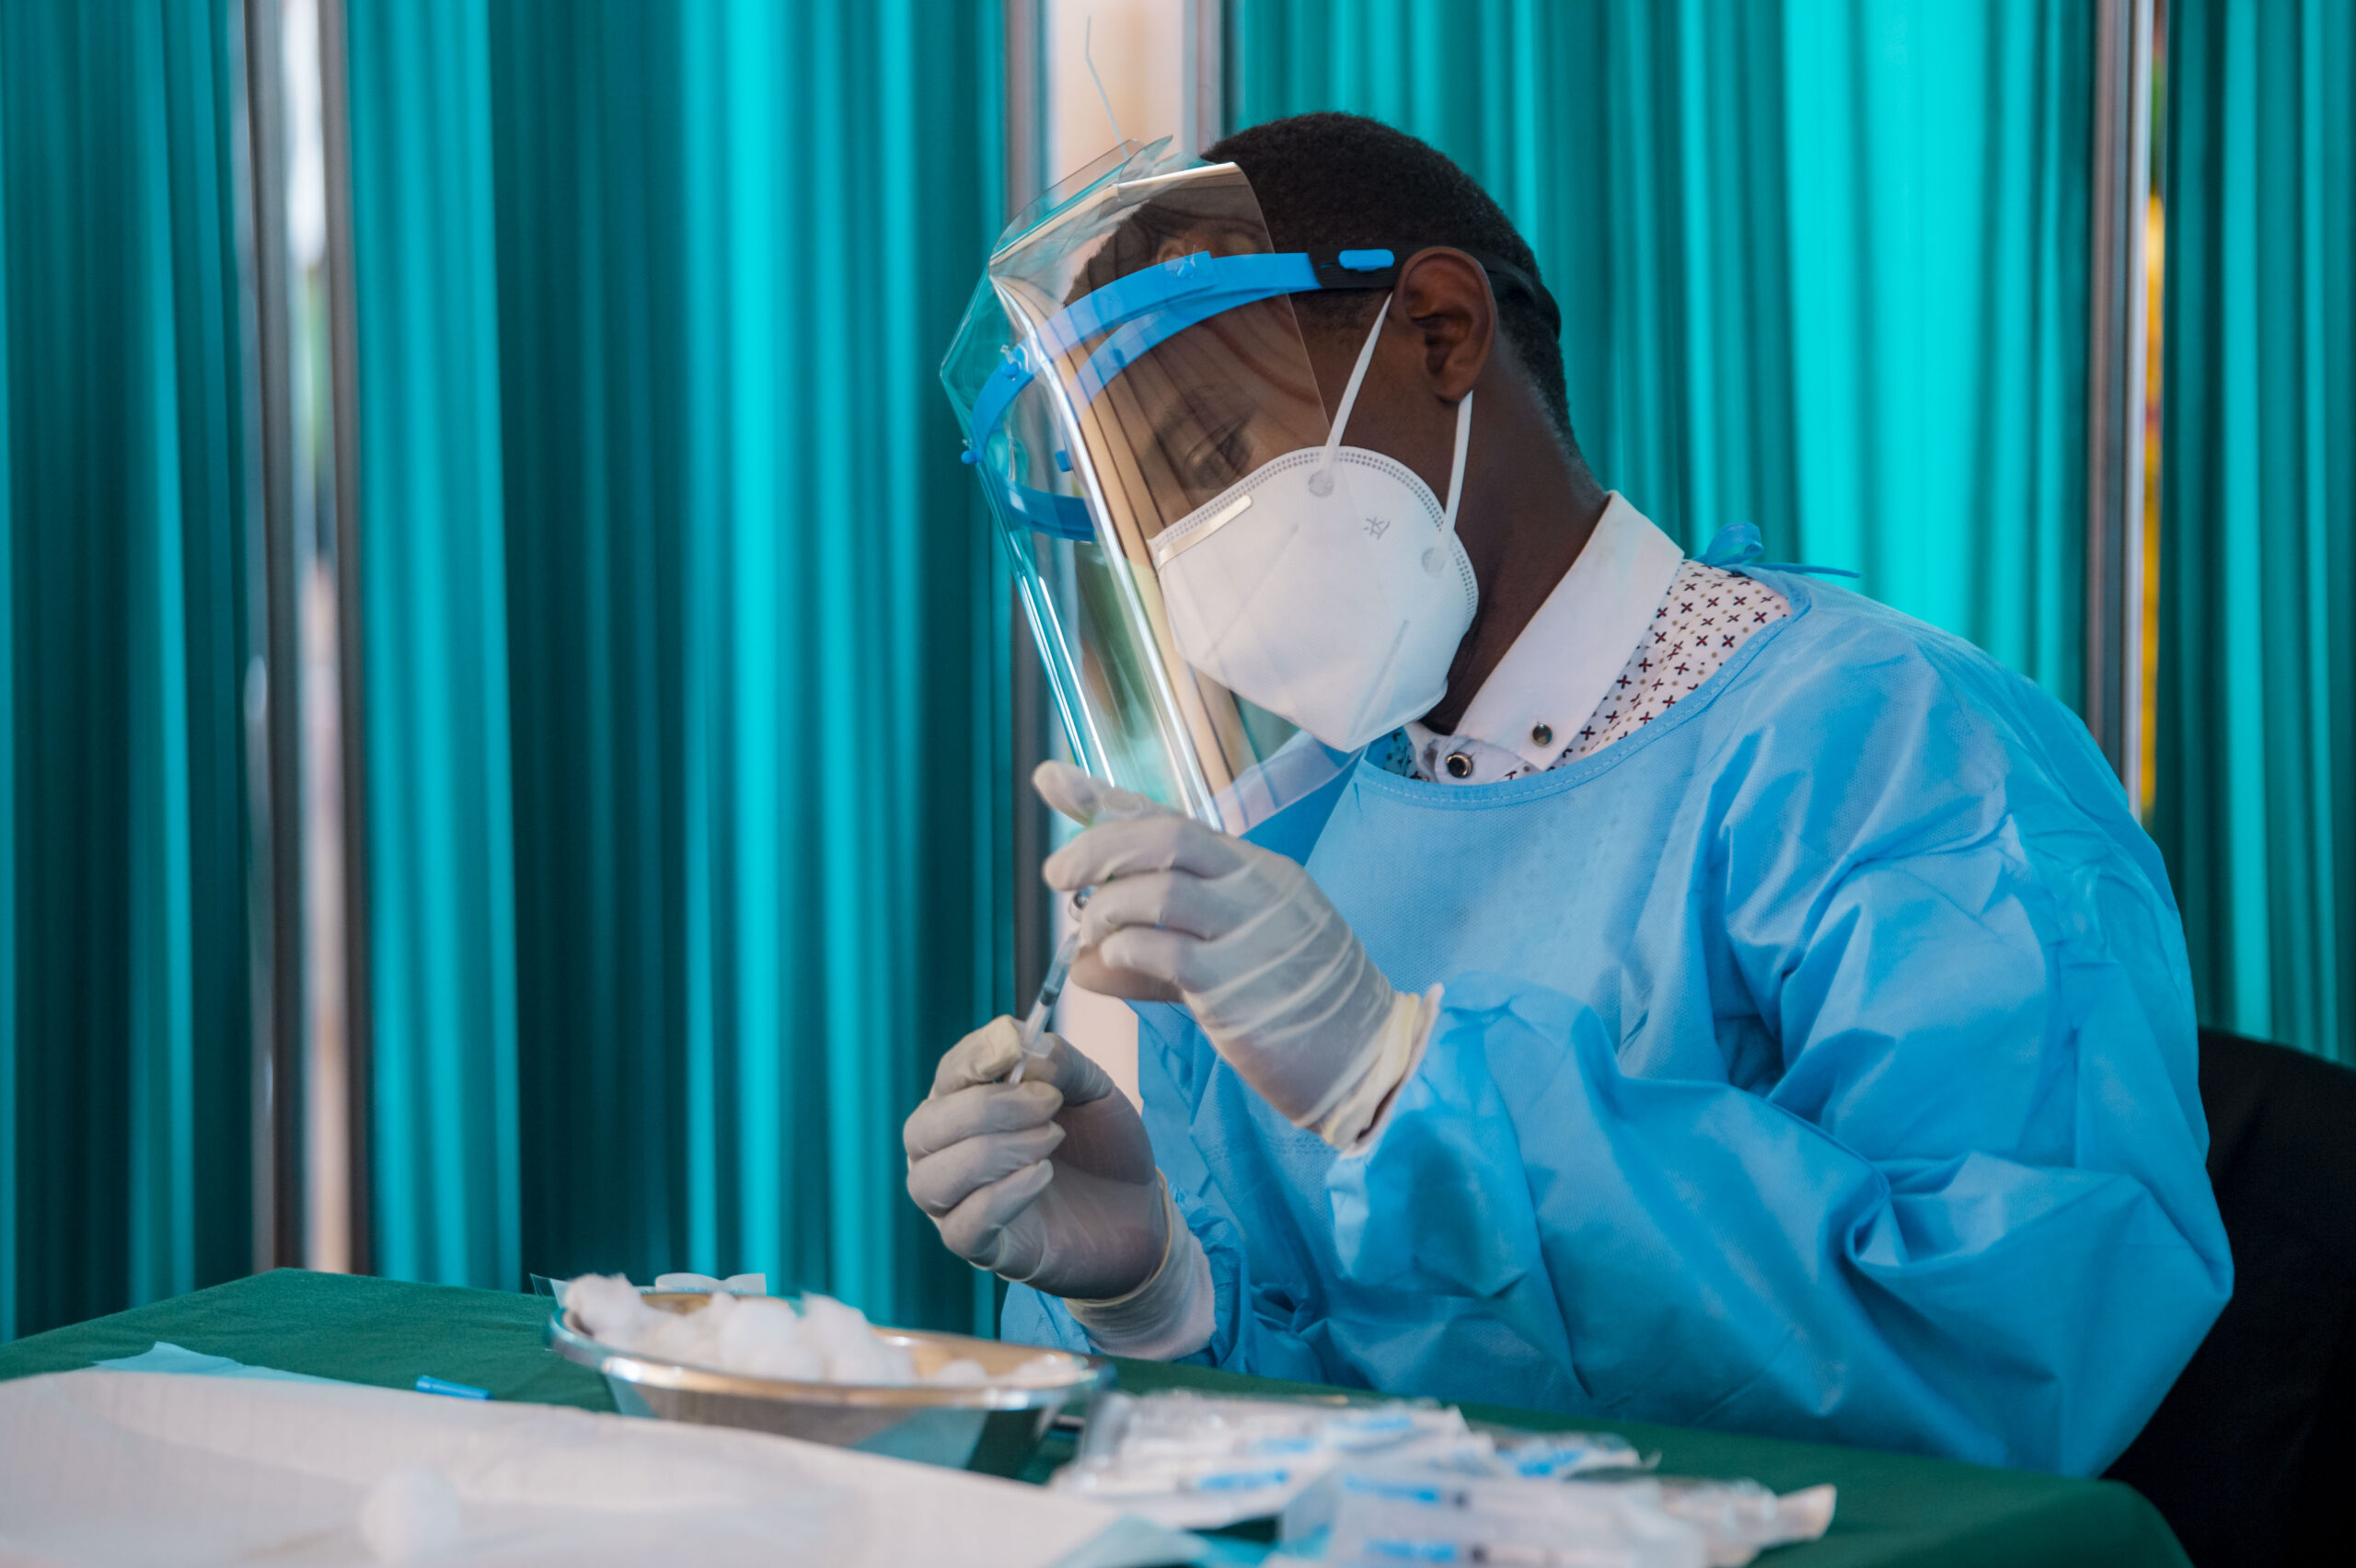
2106, 1028, 2356, 1567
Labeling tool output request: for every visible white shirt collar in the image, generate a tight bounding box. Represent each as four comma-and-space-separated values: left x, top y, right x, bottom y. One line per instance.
1406, 493, 1685, 773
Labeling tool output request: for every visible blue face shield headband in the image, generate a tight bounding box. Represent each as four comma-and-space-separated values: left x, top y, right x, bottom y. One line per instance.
962, 246, 1561, 543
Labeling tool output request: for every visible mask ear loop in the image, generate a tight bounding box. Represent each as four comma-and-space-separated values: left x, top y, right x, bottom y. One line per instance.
1418, 390, 1476, 578
1309, 300, 1393, 497
1309, 296, 1478, 540
1439, 387, 1474, 534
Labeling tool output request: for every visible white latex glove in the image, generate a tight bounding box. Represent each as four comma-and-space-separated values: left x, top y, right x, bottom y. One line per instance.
904, 1016, 1168, 1301
1035, 761, 1433, 1140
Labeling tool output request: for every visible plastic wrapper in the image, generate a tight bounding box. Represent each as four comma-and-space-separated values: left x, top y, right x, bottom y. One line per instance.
1051, 1389, 1831, 1563
1317, 1469, 1710, 1568
1288, 1467, 1836, 1568
1052, 1391, 1486, 1529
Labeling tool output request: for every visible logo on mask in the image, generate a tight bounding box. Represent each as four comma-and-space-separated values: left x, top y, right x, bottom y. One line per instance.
1362, 515, 1392, 540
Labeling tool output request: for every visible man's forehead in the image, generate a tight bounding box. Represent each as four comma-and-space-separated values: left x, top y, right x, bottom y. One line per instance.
1070, 192, 1272, 295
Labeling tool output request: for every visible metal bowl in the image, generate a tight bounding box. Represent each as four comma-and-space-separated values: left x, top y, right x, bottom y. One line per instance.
545, 1293, 1112, 1476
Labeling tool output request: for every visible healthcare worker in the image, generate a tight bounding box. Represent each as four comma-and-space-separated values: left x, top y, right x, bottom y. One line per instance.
908, 112, 2231, 1476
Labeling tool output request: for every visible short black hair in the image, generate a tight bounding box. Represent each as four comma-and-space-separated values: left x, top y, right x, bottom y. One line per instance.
1206, 112, 1576, 452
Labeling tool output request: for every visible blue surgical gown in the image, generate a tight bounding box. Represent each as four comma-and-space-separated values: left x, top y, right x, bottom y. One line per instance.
1006, 574, 2231, 1476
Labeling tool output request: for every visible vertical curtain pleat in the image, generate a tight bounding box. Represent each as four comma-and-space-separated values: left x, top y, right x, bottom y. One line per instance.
0, 0, 250, 1340
2155, 0, 2355, 1064
351, 3, 1008, 1330
483, 0, 690, 1291
1226, 0, 2092, 704
1784, 0, 2089, 697
0, 5, 13, 1344
346, 0, 522, 1289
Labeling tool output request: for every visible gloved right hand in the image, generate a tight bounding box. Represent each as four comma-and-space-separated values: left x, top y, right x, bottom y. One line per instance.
1036, 762, 1432, 1142
904, 1016, 1166, 1302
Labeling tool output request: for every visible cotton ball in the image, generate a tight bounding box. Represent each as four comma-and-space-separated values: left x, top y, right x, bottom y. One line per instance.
359, 1466, 462, 1563
796, 1294, 871, 1361
798, 1294, 913, 1385
639, 1300, 726, 1368
926, 1358, 987, 1387
561, 1271, 637, 1320
878, 1339, 918, 1383
740, 1339, 824, 1381
716, 1296, 792, 1355
662, 1291, 736, 1369
720, 1297, 824, 1381
688, 1289, 738, 1354
564, 1274, 658, 1352
821, 1335, 897, 1384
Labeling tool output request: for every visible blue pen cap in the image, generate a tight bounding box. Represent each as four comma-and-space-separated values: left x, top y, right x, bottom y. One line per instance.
415, 1375, 491, 1400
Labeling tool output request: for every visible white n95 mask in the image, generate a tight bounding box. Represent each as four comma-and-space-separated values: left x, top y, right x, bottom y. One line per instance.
1149, 300, 1477, 752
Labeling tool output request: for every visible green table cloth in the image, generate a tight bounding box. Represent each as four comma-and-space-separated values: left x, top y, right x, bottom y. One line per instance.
0, 1271, 2187, 1568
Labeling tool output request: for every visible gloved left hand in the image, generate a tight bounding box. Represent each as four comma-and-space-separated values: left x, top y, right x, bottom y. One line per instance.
903, 1017, 1168, 1300
906, 1014, 1218, 1357
1036, 761, 1432, 1140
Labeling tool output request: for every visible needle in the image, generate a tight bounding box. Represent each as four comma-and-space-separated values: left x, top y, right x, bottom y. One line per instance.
1006, 785, 1156, 1084
1007, 921, 1083, 1087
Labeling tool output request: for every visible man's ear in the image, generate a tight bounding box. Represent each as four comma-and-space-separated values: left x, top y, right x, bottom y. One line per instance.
1392, 248, 1496, 403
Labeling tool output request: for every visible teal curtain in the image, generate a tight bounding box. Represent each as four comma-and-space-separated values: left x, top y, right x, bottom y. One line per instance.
2155, 0, 2354, 1065
348, 1, 1009, 1331
1226, 0, 2092, 704
0, 1, 251, 1339
347, 0, 523, 1292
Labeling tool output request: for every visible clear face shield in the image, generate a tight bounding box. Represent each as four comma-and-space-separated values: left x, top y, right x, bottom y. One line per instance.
943, 144, 1501, 850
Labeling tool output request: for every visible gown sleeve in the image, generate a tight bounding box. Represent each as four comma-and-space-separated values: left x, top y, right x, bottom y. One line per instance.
1012, 626, 2232, 1476
1320, 642, 2233, 1476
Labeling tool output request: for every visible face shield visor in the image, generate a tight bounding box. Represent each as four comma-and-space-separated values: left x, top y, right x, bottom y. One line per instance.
942, 143, 1554, 848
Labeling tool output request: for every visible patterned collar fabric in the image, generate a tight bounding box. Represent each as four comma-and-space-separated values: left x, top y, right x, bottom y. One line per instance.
1381, 557, 1791, 787
1407, 493, 1684, 775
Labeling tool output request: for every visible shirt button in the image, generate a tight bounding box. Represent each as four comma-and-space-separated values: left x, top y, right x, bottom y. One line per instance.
1530, 722, 1553, 747
1444, 752, 1473, 779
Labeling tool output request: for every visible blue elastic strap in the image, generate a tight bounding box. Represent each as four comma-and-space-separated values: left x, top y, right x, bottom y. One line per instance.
1031, 250, 1319, 363
1070, 281, 1305, 407
964, 252, 1322, 540
999, 251, 1319, 428
1011, 481, 1094, 543
1699, 522, 1861, 579
964, 351, 1034, 463
978, 467, 1094, 543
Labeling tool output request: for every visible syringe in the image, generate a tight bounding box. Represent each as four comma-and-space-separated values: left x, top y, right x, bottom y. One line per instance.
1006, 789, 1155, 1085
1007, 921, 1083, 1086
